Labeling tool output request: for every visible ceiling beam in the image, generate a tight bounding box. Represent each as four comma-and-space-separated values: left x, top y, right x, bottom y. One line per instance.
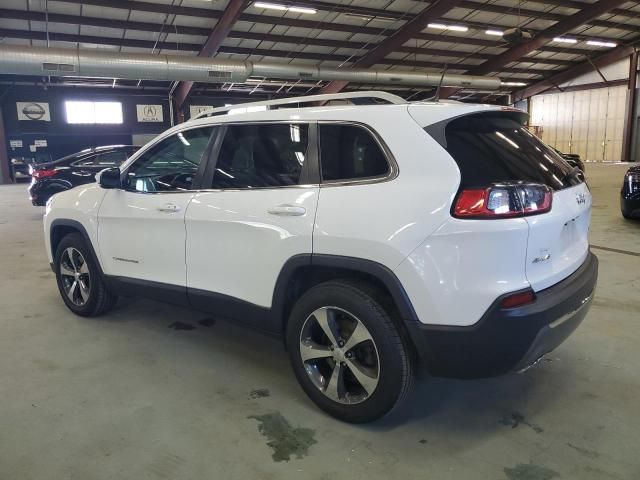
456, 0, 629, 77
0, 17, 584, 65
320, 0, 466, 94
455, 0, 639, 32
512, 41, 640, 101
173, 0, 249, 110
41, 2, 388, 36
0, 7, 615, 57
50, 0, 640, 34
439, 0, 629, 98
0, 28, 553, 77
532, 77, 628, 94
0, 28, 202, 52
515, 0, 632, 17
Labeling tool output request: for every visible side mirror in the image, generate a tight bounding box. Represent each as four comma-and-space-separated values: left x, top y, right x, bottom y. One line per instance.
97, 167, 122, 189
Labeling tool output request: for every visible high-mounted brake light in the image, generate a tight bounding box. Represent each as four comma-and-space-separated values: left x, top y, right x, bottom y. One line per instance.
31, 169, 58, 179
454, 184, 552, 219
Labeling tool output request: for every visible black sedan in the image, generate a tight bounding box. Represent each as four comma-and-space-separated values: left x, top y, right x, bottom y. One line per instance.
29, 145, 139, 206
621, 164, 640, 219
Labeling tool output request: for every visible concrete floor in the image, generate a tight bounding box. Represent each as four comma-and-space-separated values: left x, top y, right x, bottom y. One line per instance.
1, 163, 639, 480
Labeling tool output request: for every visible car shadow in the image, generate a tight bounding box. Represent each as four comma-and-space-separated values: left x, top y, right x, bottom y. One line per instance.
98, 296, 571, 431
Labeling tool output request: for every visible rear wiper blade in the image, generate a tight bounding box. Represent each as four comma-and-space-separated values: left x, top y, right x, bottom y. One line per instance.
563, 166, 582, 182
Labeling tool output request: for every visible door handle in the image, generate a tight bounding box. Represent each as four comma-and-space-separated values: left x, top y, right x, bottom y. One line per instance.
157, 203, 181, 213
267, 204, 306, 216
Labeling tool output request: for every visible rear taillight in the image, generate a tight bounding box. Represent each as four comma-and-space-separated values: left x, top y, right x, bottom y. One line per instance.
500, 289, 536, 309
454, 184, 552, 219
31, 169, 58, 179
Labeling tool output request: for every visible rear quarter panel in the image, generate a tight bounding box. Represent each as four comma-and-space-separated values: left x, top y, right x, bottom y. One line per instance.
312, 106, 460, 269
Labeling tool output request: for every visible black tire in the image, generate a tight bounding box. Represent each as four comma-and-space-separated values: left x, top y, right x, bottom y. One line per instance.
286, 280, 414, 423
54, 233, 117, 317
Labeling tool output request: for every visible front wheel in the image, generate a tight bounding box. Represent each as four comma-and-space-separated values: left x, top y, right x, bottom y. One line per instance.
286, 280, 414, 423
54, 233, 117, 317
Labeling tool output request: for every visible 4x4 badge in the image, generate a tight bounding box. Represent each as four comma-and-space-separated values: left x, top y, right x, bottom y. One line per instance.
576, 193, 586, 205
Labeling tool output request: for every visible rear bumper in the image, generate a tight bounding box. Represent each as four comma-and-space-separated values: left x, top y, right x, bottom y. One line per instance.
406, 252, 598, 378
29, 181, 70, 206
28, 182, 51, 206
620, 194, 640, 219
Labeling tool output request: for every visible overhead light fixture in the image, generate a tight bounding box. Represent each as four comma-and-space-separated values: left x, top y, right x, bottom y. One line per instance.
254, 2, 286, 10
553, 37, 578, 44
586, 40, 617, 48
254, 2, 316, 14
502, 81, 528, 87
288, 6, 317, 14
485, 30, 504, 36
428, 23, 468, 32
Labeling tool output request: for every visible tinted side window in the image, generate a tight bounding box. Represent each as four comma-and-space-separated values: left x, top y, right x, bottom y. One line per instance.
72, 154, 98, 167
211, 123, 308, 189
125, 127, 213, 192
95, 150, 129, 166
319, 124, 389, 182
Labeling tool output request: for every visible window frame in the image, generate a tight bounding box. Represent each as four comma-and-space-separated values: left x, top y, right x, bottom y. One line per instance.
199, 121, 320, 191
317, 121, 398, 186
71, 149, 131, 168
120, 125, 219, 194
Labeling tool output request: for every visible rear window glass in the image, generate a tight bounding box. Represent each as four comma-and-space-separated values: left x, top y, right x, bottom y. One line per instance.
437, 112, 581, 190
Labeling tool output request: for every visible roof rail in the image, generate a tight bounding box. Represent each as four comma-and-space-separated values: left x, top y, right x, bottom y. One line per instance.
189, 91, 406, 120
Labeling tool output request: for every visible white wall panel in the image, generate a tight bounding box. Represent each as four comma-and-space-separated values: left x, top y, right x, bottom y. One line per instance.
530, 84, 628, 162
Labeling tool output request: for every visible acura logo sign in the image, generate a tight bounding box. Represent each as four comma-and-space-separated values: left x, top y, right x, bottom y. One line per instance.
576, 193, 586, 205
22, 103, 46, 120
144, 105, 157, 117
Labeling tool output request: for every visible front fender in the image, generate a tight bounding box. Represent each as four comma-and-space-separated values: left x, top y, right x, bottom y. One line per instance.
44, 184, 107, 263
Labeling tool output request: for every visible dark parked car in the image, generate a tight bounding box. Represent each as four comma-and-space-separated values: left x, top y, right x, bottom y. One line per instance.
621, 164, 640, 219
29, 145, 139, 206
552, 147, 585, 172
10, 157, 32, 182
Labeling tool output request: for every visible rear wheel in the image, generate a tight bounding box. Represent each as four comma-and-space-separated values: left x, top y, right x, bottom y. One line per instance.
286, 280, 414, 423
54, 233, 117, 316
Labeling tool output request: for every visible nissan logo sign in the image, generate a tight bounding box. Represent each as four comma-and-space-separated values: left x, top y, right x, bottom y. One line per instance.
22, 103, 46, 121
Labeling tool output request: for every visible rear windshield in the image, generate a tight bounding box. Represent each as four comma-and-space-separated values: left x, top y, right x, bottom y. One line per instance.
431, 112, 581, 190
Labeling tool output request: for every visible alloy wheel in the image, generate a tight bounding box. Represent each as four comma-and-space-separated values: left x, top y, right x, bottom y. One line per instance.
299, 306, 380, 404
59, 247, 91, 306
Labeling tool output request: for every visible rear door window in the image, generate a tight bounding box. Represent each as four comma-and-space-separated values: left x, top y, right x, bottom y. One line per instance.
72, 154, 98, 167
319, 124, 389, 182
95, 150, 130, 166
210, 123, 309, 189
435, 112, 581, 190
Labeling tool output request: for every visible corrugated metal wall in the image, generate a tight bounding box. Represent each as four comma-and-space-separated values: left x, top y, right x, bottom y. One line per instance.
530, 85, 627, 162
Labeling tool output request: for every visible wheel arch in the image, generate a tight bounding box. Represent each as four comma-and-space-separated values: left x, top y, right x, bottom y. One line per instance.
50, 219, 104, 275
272, 254, 419, 335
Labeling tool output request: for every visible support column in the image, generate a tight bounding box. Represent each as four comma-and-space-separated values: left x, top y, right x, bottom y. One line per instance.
622, 50, 638, 162
0, 107, 11, 184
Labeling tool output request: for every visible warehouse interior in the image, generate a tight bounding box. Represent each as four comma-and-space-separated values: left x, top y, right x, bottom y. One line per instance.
1, 1, 639, 479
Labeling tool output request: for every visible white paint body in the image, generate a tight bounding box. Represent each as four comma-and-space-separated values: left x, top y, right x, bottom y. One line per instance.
44, 101, 592, 327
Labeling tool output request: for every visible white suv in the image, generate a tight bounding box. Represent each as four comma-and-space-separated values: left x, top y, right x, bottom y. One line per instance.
43, 92, 598, 423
